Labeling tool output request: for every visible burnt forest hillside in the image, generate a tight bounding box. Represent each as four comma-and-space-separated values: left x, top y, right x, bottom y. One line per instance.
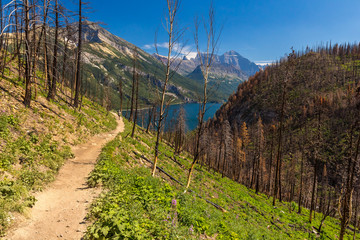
199, 44, 360, 238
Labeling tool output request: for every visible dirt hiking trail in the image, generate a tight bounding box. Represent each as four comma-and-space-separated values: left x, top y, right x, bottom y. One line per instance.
5, 116, 124, 240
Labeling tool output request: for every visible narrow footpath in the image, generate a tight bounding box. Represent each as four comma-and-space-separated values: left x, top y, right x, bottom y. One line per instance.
6, 117, 124, 240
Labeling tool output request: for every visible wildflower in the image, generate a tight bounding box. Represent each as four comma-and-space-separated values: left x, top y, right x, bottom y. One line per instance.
172, 198, 177, 206
189, 225, 194, 234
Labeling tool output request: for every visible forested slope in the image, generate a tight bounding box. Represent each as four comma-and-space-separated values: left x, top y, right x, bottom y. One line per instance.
83, 118, 358, 239
202, 45, 360, 238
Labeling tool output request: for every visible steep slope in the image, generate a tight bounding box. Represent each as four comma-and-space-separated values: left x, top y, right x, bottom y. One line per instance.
6, 117, 124, 240
200, 46, 360, 238
212, 50, 360, 126
82, 118, 358, 239
208, 49, 360, 184
0, 68, 116, 236
81, 22, 230, 106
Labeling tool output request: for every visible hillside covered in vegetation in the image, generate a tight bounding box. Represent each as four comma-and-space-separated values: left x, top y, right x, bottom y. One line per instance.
200, 44, 360, 239
2, 0, 360, 239
0, 67, 116, 235
83, 118, 358, 239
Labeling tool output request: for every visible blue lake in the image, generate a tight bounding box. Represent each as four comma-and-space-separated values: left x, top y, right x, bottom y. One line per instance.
123, 103, 222, 132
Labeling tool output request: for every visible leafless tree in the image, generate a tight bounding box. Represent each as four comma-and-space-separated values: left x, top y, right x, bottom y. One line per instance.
47, 0, 59, 100
151, 0, 184, 176
255, 117, 265, 194
0, 0, 3, 50
73, 0, 83, 108
131, 47, 139, 138
339, 121, 360, 239
23, 0, 32, 107
118, 76, 123, 114
186, 1, 221, 188
174, 106, 186, 154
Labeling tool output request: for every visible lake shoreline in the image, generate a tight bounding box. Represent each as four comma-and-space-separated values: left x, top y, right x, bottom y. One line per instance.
122, 102, 222, 132
121, 101, 223, 112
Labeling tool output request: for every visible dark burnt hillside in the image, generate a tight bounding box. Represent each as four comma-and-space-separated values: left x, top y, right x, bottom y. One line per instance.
198, 44, 360, 238
211, 48, 360, 127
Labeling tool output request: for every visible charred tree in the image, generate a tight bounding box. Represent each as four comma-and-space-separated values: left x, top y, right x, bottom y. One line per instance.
73, 0, 83, 108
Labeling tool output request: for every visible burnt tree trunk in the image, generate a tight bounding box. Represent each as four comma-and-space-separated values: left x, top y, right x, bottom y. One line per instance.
23, 0, 32, 107
73, 0, 83, 108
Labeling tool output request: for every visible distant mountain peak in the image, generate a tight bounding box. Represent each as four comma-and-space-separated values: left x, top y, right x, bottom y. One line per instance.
152, 53, 168, 59
153, 50, 260, 78
183, 55, 190, 61
224, 50, 240, 56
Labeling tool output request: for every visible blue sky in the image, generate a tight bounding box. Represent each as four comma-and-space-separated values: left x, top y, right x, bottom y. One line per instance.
72, 0, 360, 64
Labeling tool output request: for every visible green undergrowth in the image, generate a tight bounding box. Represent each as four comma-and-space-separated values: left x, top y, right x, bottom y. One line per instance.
85, 119, 359, 239
0, 73, 117, 235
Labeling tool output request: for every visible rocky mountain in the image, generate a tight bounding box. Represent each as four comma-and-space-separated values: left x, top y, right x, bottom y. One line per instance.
152, 54, 198, 76
154, 50, 259, 77
214, 50, 260, 76
79, 22, 212, 108
79, 22, 259, 106
153, 50, 260, 99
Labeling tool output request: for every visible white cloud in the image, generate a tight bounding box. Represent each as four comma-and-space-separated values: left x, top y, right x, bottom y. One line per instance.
255, 60, 274, 66
143, 42, 197, 59
157, 42, 170, 48
142, 42, 168, 50
186, 52, 198, 59
143, 44, 153, 50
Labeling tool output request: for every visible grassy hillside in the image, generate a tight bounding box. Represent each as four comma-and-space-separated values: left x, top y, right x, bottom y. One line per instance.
198, 47, 360, 239
83, 118, 357, 239
0, 69, 117, 235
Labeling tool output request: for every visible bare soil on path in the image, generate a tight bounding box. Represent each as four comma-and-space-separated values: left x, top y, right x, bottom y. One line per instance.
5, 117, 124, 240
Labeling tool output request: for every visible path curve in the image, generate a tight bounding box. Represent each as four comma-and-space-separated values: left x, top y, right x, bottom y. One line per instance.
6, 116, 124, 240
